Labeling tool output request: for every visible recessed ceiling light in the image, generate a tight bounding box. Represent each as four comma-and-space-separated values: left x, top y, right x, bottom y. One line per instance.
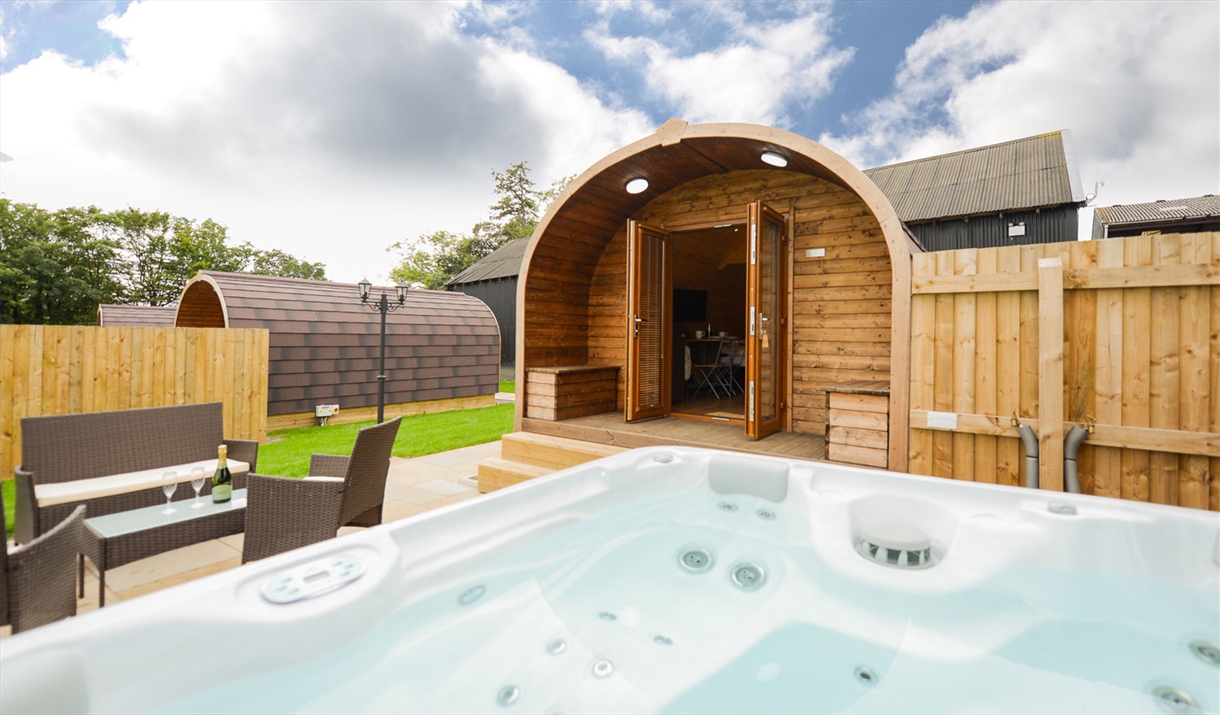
625, 178, 649, 194
761, 152, 788, 167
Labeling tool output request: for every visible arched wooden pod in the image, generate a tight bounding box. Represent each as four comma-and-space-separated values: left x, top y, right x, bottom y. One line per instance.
517, 120, 916, 470
177, 271, 500, 426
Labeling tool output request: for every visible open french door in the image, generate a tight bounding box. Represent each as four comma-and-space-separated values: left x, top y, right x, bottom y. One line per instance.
746, 202, 787, 439
626, 220, 672, 421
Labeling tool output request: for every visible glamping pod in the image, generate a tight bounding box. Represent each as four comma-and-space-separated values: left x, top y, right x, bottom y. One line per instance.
177, 271, 500, 429
96, 303, 178, 327
515, 120, 917, 471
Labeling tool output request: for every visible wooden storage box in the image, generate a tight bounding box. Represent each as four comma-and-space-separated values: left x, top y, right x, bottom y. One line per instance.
825, 381, 890, 469
526, 366, 619, 421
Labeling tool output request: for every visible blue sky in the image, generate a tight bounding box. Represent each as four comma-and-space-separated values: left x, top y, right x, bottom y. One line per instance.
1, 1, 1216, 281
1, 0, 130, 68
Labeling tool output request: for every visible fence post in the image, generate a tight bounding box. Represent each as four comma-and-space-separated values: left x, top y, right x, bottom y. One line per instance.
1038, 258, 1065, 491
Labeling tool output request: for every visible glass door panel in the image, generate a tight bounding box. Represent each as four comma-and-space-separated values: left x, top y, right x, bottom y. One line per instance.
626, 220, 672, 421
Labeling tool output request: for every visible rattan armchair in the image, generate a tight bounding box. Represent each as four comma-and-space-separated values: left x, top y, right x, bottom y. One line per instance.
1, 495, 86, 634
242, 417, 402, 563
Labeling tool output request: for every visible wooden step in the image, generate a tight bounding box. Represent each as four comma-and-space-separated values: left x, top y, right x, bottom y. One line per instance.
499, 431, 628, 470
477, 457, 554, 493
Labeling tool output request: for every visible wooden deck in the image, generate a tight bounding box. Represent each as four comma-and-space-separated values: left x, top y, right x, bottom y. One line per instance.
521, 412, 827, 462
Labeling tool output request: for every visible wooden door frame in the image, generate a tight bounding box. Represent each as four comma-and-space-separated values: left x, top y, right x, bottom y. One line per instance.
666, 220, 749, 425
745, 201, 788, 439
625, 220, 673, 421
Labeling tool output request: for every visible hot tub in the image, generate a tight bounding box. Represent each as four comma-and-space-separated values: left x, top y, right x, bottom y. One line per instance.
2, 447, 1218, 714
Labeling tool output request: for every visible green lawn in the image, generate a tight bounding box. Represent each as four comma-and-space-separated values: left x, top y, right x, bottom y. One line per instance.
258, 402, 514, 477
3, 402, 515, 538
2, 479, 13, 540
499, 379, 515, 394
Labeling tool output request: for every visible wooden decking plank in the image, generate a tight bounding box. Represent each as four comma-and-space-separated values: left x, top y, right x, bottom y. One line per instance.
521, 413, 829, 464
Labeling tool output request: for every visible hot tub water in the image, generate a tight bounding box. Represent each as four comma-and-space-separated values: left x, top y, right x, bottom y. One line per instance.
2, 447, 1217, 714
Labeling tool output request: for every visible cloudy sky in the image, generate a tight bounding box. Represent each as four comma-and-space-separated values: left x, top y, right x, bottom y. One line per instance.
1, 0, 1216, 282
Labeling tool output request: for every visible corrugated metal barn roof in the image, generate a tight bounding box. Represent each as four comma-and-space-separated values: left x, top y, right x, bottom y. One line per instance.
447, 239, 529, 286
1094, 194, 1220, 226
96, 304, 178, 327
863, 131, 1084, 223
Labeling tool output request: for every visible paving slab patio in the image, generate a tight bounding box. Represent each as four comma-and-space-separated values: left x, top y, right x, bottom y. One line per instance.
1, 439, 498, 639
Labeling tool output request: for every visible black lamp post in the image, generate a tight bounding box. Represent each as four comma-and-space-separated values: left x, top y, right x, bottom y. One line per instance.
358, 278, 408, 423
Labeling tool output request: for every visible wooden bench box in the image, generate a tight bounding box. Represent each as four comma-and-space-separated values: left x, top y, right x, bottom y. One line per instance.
526, 366, 620, 421
825, 381, 890, 469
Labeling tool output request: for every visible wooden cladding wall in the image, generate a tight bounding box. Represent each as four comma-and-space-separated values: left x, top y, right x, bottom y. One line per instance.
0, 325, 270, 481
908, 232, 1220, 511
587, 169, 893, 434
522, 249, 597, 369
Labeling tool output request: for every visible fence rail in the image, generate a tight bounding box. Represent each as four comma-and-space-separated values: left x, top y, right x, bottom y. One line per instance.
1, 325, 270, 480
908, 232, 1219, 511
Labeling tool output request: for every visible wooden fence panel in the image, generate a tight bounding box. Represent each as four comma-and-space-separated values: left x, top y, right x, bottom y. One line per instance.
908, 232, 1218, 511
0, 326, 269, 481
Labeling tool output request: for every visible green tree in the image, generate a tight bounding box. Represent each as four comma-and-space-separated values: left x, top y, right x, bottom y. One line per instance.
102, 209, 326, 305
169, 217, 245, 280
388, 161, 572, 289
0, 200, 326, 324
0, 200, 124, 324
488, 161, 542, 243
104, 208, 180, 306
235, 243, 327, 280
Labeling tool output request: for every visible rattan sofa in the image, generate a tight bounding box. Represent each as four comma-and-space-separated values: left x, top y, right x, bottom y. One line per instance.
242, 417, 401, 563
13, 403, 258, 544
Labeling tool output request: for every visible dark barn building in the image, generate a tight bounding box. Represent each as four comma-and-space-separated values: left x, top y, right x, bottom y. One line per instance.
1092, 194, 1220, 238
863, 131, 1086, 251
446, 238, 525, 372
175, 271, 500, 429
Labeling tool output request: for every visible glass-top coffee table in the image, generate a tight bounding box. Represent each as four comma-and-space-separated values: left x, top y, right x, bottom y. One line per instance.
82, 490, 247, 606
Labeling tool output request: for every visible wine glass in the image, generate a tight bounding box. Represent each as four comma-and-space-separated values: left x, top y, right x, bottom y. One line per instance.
190, 467, 206, 509
161, 471, 178, 515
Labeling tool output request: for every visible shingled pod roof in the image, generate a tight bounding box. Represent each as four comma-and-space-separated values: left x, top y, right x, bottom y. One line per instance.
176, 271, 500, 417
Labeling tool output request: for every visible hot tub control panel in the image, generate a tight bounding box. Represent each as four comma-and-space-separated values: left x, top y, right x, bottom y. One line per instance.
261, 554, 366, 604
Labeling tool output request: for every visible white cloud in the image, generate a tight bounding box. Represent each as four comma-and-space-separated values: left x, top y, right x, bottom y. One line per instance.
587, 3, 853, 127
0, 7, 10, 60
0, 0, 654, 282
594, 0, 673, 24
819, 0, 1219, 235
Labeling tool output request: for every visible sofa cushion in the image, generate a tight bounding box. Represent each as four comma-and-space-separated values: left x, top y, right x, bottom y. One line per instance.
34, 459, 250, 508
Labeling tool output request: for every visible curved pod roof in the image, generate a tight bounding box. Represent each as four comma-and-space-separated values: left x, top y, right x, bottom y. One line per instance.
516, 119, 915, 469
522, 119, 914, 274
178, 271, 500, 417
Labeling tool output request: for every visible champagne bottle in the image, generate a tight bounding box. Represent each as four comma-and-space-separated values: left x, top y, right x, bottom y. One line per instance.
212, 444, 232, 503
